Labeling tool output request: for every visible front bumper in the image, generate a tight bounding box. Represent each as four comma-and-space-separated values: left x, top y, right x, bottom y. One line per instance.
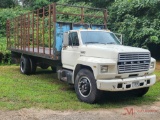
96, 74, 156, 91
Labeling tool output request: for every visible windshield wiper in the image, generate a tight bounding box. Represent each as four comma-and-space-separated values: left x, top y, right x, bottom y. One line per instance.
85, 42, 99, 44
99, 43, 106, 45
107, 42, 116, 44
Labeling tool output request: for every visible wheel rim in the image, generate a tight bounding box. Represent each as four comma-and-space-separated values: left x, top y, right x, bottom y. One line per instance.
20, 61, 24, 73
78, 76, 92, 97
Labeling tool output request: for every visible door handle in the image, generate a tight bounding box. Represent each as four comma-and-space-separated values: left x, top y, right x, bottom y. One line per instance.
63, 45, 67, 50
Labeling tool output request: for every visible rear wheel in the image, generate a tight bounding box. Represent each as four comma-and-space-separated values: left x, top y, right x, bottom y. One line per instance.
20, 55, 31, 75
131, 87, 149, 97
29, 58, 37, 74
51, 66, 57, 73
40, 63, 49, 69
75, 69, 101, 104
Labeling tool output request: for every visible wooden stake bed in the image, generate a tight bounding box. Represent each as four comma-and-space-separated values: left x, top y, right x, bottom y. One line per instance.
6, 3, 107, 60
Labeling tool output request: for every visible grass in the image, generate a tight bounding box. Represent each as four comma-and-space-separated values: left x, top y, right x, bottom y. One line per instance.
0, 37, 7, 52
0, 63, 160, 110
155, 60, 160, 81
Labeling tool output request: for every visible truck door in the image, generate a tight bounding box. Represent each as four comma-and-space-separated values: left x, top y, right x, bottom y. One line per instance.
62, 32, 80, 69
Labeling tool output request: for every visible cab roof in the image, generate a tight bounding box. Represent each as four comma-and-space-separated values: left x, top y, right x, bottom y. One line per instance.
69, 29, 112, 33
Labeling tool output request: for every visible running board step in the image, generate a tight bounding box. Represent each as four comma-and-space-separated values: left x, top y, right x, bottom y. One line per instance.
57, 69, 73, 84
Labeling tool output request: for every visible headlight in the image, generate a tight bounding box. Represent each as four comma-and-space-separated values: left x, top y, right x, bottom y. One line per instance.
150, 62, 154, 69
101, 65, 108, 73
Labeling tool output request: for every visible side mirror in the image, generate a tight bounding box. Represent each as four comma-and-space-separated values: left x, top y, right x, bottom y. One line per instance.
63, 32, 69, 47
115, 33, 123, 44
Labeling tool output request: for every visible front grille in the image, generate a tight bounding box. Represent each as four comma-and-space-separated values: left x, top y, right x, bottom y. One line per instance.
118, 53, 150, 74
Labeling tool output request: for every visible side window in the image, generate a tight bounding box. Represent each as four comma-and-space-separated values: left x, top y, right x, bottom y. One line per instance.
69, 32, 79, 46
69, 33, 72, 46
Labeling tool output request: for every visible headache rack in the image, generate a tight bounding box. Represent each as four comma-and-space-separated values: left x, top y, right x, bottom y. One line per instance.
6, 3, 108, 60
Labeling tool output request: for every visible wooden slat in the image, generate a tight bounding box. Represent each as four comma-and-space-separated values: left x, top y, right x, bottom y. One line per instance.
32, 11, 34, 52
42, 7, 45, 54
49, 5, 51, 55
36, 9, 39, 53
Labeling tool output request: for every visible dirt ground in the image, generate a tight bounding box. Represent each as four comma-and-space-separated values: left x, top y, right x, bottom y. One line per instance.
0, 102, 160, 120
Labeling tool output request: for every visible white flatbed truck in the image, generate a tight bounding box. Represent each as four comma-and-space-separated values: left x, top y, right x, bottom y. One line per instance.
6, 3, 156, 103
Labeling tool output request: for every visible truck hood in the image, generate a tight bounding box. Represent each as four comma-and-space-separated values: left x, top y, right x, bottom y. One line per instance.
80, 44, 150, 59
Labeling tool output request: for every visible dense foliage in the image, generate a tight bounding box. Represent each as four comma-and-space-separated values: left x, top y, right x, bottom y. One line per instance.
0, 7, 28, 64
0, 7, 28, 36
107, 0, 160, 59
0, 0, 17, 8
0, 0, 160, 64
19, 0, 59, 9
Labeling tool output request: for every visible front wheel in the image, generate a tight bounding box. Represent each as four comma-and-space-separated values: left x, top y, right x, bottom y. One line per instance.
130, 87, 149, 97
75, 69, 101, 104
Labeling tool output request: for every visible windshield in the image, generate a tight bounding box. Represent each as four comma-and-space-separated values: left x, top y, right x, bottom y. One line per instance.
80, 31, 121, 45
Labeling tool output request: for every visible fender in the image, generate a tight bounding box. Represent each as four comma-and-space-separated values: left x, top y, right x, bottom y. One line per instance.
71, 56, 117, 84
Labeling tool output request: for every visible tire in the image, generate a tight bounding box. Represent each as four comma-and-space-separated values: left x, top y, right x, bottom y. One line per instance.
51, 66, 57, 73
29, 58, 37, 74
40, 63, 49, 69
20, 55, 31, 75
130, 87, 149, 97
75, 69, 101, 104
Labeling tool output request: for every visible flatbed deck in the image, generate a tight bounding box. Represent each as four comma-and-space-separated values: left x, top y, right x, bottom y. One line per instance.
10, 47, 55, 60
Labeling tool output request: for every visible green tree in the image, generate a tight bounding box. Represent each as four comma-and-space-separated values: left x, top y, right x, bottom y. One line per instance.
106, 0, 160, 59
0, 7, 28, 36
19, 0, 59, 9
0, 0, 16, 8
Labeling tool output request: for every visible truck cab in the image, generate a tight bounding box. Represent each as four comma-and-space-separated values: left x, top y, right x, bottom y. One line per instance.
58, 29, 156, 103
